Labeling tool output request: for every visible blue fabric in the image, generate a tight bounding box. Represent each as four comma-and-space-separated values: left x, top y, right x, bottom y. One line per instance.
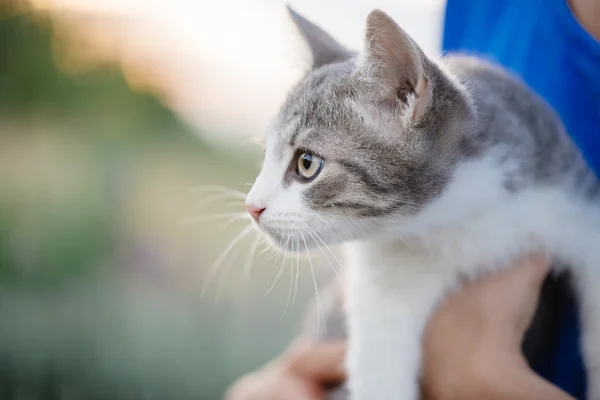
442, 0, 600, 398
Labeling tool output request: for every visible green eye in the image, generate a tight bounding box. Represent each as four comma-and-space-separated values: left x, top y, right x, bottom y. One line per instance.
297, 152, 324, 180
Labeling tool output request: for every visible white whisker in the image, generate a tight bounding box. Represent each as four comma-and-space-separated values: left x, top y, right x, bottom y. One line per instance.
293, 235, 301, 305
242, 235, 262, 283
303, 223, 342, 281
218, 214, 251, 232
180, 212, 248, 226
190, 186, 247, 199
305, 227, 341, 282
215, 233, 247, 303
266, 231, 292, 295
202, 225, 254, 296
300, 231, 325, 335
398, 235, 413, 249
193, 193, 244, 209
258, 244, 274, 258
277, 237, 295, 324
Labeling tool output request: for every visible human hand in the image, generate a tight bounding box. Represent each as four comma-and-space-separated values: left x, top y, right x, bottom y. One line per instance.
225, 339, 346, 400
421, 255, 573, 400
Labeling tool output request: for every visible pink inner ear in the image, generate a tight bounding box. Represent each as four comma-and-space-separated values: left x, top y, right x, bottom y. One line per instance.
411, 75, 430, 122
363, 10, 426, 107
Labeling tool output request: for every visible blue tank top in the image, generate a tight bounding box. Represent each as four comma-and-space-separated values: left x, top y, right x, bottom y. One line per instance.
442, 0, 600, 398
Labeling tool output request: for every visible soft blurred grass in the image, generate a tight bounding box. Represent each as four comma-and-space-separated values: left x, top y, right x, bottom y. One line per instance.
0, 4, 334, 400
0, 120, 329, 399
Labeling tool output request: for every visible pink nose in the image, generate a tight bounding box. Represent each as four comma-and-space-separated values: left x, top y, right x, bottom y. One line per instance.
246, 205, 265, 222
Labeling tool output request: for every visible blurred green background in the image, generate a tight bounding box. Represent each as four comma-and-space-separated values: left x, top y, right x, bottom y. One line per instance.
0, 2, 331, 399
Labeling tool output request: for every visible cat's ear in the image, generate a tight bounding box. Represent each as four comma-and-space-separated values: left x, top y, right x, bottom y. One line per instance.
359, 10, 430, 122
287, 6, 352, 69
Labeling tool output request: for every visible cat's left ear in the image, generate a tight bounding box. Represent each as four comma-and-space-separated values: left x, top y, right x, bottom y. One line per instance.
287, 6, 352, 69
358, 10, 430, 122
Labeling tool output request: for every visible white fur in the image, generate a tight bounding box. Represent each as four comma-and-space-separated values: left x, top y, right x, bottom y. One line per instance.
344, 155, 600, 400
247, 144, 600, 400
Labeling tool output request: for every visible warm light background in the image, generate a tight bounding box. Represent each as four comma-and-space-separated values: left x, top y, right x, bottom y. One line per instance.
29, 0, 445, 137
0, 1, 444, 398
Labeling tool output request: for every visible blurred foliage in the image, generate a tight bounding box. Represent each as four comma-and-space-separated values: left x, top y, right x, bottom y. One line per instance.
0, 3, 298, 400
0, 5, 201, 144
0, 3, 213, 283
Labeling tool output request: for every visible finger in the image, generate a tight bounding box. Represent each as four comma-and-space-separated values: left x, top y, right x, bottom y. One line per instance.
480, 254, 550, 294
502, 254, 551, 295
286, 340, 347, 383
489, 254, 551, 338
514, 254, 551, 286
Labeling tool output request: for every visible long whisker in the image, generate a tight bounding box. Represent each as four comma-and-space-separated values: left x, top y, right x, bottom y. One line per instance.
293, 235, 301, 305
398, 235, 412, 249
225, 202, 245, 208
304, 224, 341, 282
258, 244, 272, 257
259, 244, 282, 267
300, 231, 325, 335
277, 237, 295, 324
266, 231, 292, 295
193, 193, 244, 209
215, 232, 249, 303
189, 186, 247, 199
180, 212, 247, 225
242, 235, 262, 283
303, 223, 344, 271
218, 214, 251, 232
202, 225, 254, 296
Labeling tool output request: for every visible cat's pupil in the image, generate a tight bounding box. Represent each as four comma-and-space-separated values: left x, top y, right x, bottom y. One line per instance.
302, 157, 312, 170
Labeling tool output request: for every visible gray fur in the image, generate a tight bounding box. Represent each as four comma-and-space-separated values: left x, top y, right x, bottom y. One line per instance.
273, 59, 472, 217
288, 6, 353, 69
272, 9, 598, 224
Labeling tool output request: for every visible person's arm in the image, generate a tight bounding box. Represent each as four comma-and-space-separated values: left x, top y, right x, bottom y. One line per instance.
569, 0, 600, 40
470, 364, 576, 400
224, 339, 346, 400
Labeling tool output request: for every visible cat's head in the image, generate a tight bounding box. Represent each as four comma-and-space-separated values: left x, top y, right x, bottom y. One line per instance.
245, 8, 475, 250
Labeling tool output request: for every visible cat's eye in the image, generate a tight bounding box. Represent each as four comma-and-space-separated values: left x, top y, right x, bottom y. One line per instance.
297, 152, 324, 180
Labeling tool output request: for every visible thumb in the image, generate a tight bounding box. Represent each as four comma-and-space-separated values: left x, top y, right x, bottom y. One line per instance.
512, 254, 551, 289
494, 254, 551, 338
286, 340, 347, 384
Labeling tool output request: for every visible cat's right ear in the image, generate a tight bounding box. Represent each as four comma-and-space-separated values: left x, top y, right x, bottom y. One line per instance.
287, 6, 352, 69
357, 10, 431, 122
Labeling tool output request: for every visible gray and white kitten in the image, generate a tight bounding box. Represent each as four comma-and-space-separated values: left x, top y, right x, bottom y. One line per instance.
245, 7, 600, 400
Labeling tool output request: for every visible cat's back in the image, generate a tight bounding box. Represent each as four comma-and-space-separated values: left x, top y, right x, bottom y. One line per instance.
443, 53, 565, 145
443, 54, 553, 117
442, 54, 595, 193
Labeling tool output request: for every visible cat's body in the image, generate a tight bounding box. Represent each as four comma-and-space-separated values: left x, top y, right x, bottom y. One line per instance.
304, 270, 577, 400
245, 8, 600, 400
344, 167, 600, 399
342, 54, 600, 399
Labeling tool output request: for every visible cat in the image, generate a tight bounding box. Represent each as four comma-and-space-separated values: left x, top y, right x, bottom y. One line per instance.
244, 7, 600, 400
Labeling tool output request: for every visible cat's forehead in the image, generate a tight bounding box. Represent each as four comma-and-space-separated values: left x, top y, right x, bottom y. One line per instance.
268, 60, 358, 152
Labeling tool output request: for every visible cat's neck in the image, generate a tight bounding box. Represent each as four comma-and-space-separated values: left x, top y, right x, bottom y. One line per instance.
386, 154, 508, 239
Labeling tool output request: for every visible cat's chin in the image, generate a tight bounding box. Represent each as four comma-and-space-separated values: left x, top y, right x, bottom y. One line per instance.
258, 228, 333, 254
261, 233, 314, 253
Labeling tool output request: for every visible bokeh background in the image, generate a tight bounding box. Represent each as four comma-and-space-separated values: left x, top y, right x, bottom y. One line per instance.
0, 0, 444, 398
